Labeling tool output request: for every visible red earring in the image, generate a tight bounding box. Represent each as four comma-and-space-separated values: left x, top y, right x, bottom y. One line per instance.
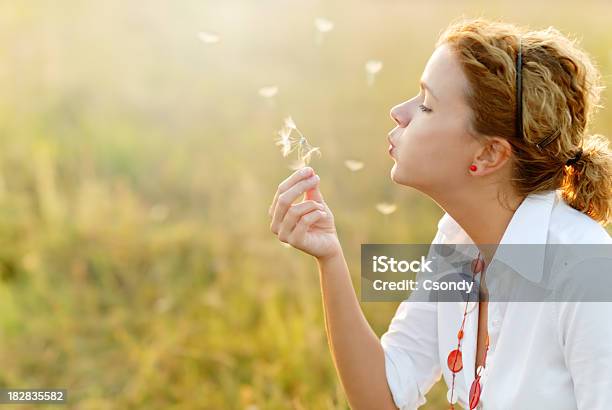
469, 165, 477, 172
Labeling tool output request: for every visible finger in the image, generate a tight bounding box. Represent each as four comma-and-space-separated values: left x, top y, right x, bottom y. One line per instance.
268, 167, 314, 216
270, 174, 320, 233
288, 209, 327, 243
277, 200, 325, 242
305, 178, 325, 203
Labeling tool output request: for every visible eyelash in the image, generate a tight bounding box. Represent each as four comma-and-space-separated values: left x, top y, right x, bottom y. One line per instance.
418, 104, 432, 113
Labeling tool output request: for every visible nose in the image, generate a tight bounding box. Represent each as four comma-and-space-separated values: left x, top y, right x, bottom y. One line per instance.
389, 99, 413, 128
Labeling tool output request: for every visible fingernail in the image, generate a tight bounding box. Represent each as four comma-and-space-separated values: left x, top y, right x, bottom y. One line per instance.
301, 167, 312, 176
314, 175, 320, 182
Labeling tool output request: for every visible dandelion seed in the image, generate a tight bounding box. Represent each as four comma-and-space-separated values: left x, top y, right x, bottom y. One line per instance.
296, 134, 321, 164
315, 17, 334, 33
344, 159, 364, 171
289, 148, 321, 171
198, 31, 220, 44
302, 146, 321, 163
258, 86, 278, 98
284, 116, 297, 130
365, 60, 383, 86
366, 60, 383, 75
314, 17, 334, 45
376, 202, 397, 215
274, 117, 321, 168
275, 126, 294, 157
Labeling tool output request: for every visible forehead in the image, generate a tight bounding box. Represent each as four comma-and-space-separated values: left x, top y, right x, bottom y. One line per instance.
421, 44, 469, 105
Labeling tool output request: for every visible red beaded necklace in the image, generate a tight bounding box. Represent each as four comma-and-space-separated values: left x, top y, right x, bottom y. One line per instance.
446, 252, 490, 410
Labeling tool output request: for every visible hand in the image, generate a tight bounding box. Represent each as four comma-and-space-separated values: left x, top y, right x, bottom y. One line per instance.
269, 167, 341, 260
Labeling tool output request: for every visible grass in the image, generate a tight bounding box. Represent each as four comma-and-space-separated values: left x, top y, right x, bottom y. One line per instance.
0, 0, 610, 408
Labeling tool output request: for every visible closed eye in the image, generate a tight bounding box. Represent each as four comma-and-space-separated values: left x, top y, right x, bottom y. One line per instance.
418, 104, 432, 113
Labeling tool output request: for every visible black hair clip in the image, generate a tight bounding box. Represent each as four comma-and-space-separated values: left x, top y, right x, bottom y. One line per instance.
535, 129, 562, 152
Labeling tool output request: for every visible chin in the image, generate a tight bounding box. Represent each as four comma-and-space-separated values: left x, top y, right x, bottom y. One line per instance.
390, 163, 400, 183
390, 164, 425, 190
390, 164, 409, 186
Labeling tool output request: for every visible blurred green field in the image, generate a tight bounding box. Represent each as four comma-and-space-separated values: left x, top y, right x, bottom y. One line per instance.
0, 0, 611, 409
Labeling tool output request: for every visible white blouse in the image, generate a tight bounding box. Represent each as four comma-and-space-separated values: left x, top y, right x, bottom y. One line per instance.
380, 189, 612, 409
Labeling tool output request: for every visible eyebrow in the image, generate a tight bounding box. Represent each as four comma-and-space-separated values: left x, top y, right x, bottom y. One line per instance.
420, 80, 438, 101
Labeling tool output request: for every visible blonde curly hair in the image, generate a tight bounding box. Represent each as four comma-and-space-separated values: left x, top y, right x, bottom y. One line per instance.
436, 17, 612, 225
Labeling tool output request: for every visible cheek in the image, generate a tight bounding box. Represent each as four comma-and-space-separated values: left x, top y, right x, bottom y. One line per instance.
396, 121, 449, 160
396, 119, 471, 172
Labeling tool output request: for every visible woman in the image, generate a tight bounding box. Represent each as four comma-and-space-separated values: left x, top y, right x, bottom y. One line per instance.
268, 18, 612, 409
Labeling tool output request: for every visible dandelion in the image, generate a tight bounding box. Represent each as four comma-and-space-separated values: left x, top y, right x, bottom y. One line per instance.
344, 159, 364, 171
258, 86, 278, 99
365, 60, 383, 86
376, 202, 397, 215
314, 17, 334, 45
274, 116, 321, 169
198, 31, 220, 44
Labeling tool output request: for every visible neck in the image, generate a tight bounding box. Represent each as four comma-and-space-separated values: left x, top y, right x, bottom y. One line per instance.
430, 186, 526, 265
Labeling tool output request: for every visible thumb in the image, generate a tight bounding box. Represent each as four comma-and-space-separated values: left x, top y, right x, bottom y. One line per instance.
305, 180, 324, 203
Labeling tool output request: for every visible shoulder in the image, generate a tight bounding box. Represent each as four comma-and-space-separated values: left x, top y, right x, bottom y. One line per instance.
548, 190, 612, 245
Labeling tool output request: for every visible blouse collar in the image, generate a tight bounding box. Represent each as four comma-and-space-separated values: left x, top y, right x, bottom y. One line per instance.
436, 190, 558, 283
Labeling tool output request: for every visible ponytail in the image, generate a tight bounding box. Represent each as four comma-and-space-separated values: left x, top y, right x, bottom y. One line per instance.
561, 134, 612, 225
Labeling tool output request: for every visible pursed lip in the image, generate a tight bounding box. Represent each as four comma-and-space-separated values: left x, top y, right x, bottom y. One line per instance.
387, 135, 396, 155
388, 134, 396, 146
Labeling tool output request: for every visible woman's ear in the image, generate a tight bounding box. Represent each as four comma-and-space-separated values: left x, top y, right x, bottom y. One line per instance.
473, 137, 513, 174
